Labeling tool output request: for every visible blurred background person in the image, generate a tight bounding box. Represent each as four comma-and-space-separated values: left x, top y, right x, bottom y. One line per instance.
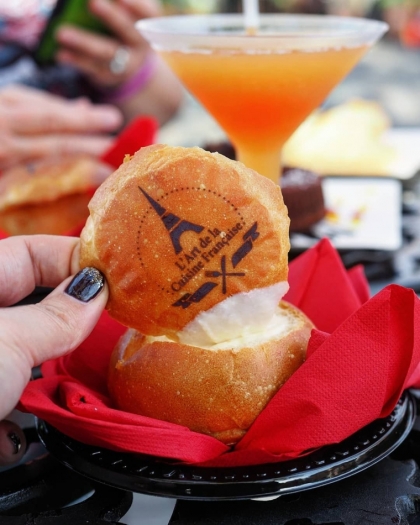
0, 0, 184, 127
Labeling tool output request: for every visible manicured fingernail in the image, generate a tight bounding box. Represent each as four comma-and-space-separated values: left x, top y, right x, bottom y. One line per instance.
7, 432, 21, 455
65, 267, 105, 302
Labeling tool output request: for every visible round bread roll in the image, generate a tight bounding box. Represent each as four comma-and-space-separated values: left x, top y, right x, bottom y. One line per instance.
108, 301, 313, 445
0, 192, 92, 236
0, 154, 111, 212
79, 144, 290, 338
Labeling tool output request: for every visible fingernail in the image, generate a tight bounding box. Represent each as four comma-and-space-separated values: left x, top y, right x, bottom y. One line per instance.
65, 267, 105, 302
7, 432, 21, 455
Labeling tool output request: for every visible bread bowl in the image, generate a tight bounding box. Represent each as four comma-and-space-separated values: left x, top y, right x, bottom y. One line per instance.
109, 301, 313, 444
79, 144, 314, 444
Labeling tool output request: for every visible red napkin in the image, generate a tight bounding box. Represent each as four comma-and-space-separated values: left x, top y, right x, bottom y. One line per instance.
401, 14, 420, 48
100, 115, 158, 169
19, 238, 420, 466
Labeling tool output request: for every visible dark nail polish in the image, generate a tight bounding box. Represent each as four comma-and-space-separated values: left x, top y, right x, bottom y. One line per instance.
7, 432, 21, 454
65, 267, 105, 302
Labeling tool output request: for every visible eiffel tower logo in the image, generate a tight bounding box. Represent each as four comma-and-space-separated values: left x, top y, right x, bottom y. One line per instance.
139, 187, 204, 255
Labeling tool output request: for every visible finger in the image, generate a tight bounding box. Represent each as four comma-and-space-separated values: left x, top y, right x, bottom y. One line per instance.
0, 130, 20, 171
89, 0, 146, 47
0, 84, 67, 105
0, 268, 108, 419
56, 48, 125, 87
0, 420, 26, 466
0, 235, 80, 307
3, 267, 108, 366
55, 25, 139, 85
9, 133, 114, 166
118, 0, 163, 19
57, 26, 121, 64
1, 98, 122, 135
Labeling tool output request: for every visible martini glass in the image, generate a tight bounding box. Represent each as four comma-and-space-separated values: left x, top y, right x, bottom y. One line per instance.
137, 14, 388, 184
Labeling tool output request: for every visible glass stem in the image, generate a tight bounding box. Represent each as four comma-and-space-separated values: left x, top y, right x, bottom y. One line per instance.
236, 147, 282, 185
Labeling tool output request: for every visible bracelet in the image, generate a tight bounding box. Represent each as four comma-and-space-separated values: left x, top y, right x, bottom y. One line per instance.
103, 52, 158, 104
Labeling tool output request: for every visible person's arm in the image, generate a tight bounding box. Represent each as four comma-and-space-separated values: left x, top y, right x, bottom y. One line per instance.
0, 235, 108, 465
0, 85, 123, 171
55, 0, 184, 126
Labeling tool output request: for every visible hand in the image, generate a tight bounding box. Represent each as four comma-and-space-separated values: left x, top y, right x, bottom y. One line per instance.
0, 235, 108, 465
55, 0, 162, 89
0, 85, 123, 171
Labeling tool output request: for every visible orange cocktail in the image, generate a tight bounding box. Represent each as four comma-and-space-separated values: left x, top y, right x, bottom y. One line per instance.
138, 14, 388, 184
160, 46, 368, 183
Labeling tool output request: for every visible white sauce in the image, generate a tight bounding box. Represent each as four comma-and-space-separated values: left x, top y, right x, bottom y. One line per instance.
146, 282, 294, 350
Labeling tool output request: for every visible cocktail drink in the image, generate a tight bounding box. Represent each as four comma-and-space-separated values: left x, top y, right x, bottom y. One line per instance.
159, 44, 367, 182
138, 14, 388, 184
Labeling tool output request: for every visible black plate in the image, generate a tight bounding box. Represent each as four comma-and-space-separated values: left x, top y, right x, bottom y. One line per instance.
36, 391, 416, 501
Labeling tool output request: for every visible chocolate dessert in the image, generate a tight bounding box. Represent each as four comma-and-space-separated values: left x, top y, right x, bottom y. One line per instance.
281, 167, 326, 232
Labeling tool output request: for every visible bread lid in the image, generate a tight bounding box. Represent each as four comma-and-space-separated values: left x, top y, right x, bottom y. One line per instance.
80, 144, 290, 337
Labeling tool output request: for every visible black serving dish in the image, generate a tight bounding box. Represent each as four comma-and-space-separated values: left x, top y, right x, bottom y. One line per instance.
36, 391, 416, 501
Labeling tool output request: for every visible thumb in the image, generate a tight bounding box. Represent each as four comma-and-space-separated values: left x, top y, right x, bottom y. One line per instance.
0, 268, 108, 419
19, 267, 109, 366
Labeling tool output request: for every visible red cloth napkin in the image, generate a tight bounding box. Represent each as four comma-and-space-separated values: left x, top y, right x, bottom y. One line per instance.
19, 238, 420, 466
401, 15, 420, 48
100, 116, 158, 169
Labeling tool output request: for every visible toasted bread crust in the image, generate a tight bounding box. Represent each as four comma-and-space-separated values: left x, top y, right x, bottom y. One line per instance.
0, 193, 91, 236
80, 145, 290, 337
108, 301, 313, 445
0, 155, 107, 211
